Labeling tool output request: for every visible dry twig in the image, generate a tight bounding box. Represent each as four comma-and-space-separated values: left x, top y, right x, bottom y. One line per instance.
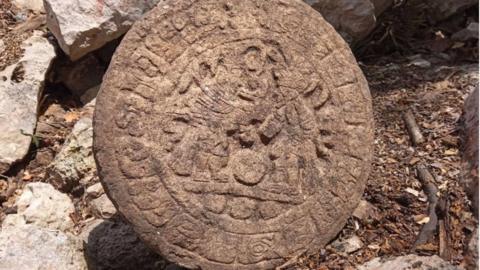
403, 109, 425, 145
411, 165, 438, 251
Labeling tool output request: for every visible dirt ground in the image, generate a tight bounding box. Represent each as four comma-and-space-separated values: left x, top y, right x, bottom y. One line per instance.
0, 1, 478, 269
294, 54, 478, 269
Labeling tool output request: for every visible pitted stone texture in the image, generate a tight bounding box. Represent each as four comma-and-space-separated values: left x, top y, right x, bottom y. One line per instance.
2, 182, 75, 231
94, 1, 374, 269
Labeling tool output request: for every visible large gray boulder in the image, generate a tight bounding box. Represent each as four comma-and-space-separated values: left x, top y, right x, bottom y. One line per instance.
0, 31, 55, 173
305, 0, 393, 43
306, 0, 377, 43
44, 0, 162, 60
0, 225, 87, 270
2, 182, 75, 232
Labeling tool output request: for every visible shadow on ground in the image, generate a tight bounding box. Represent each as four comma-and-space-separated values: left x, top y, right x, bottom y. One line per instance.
84, 215, 185, 270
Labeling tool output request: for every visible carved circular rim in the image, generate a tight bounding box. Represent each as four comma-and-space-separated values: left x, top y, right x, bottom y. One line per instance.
94, 0, 374, 269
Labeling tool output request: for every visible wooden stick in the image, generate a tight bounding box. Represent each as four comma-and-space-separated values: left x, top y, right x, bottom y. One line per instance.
411, 165, 438, 251
403, 109, 425, 146
437, 196, 451, 260
439, 220, 450, 259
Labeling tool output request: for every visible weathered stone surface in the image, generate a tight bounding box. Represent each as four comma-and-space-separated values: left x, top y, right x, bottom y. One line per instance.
305, 0, 377, 43
461, 86, 479, 217
86, 182, 105, 198
0, 31, 55, 173
2, 182, 75, 231
358, 255, 462, 270
12, 0, 44, 13
353, 199, 378, 221
82, 219, 169, 270
0, 224, 87, 270
426, 0, 478, 22
94, 1, 374, 269
331, 235, 364, 254
90, 194, 117, 219
47, 100, 96, 191
44, 0, 162, 61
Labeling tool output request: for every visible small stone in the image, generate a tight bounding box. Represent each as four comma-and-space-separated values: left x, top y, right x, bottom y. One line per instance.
2, 182, 75, 231
86, 182, 104, 199
409, 58, 432, 68
358, 255, 462, 270
90, 194, 116, 219
0, 225, 87, 270
353, 200, 378, 220
331, 235, 364, 254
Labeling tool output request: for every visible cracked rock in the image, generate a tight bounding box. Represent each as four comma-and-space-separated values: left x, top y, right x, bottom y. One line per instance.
2, 182, 75, 232
0, 31, 55, 173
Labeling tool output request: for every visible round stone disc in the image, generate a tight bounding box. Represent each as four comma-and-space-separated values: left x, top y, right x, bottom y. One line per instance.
93, 0, 374, 269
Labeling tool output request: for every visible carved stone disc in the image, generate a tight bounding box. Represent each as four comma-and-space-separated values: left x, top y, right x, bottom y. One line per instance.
93, 0, 374, 269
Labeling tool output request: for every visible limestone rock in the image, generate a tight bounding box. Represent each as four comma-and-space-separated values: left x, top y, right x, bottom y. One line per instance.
86, 182, 104, 198
82, 219, 167, 270
94, 0, 374, 269
0, 31, 55, 173
12, 0, 44, 13
306, 0, 377, 43
461, 86, 479, 217
2, 182, 75, 231
426, 0, 478, 22
89, 194, 117, 219
0, 225, 87, 270
47, 101, 96, 191
358, 255, 462, 270
331, 235, 364, 254
44, 0, 162, 60
353, 200, 378, 221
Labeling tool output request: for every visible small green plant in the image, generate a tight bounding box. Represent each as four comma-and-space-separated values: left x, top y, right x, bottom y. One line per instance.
20, 129, 43, 148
